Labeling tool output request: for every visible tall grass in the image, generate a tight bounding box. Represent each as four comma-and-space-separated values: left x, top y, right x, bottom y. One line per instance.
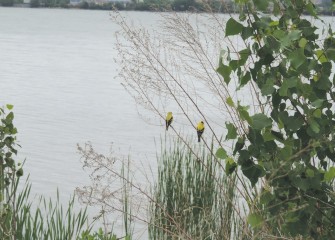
14, 178, 90, 240
148, 140, 249, 239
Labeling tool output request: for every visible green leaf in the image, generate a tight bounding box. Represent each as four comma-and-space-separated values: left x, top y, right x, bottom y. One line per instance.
279, 77, 298, 97
11, 128, 17, 135
311, 99, 324, 108
216, 147, 227, 159
324, 167, 335, 181
306, 169, 314, 177
226, 122, 237, 140
229, 60, 239, 71
16, 168, 23, 177
217, 63, 232, 85
250, 114, 272, 130
278, 112, 304, 131
273, 29, 286, 41
263, 130, 275, 142
261, 77, 275, 95
242, 163, 265, 186
325, 48, 335, 61
247, 213, 263, 228
225, 157, 237, 175
315, 50, 328, 63
239, 48, 251, 65
279, 30, 301, 49
226, 18, 244, 36
237, 104, 252, 124
241, 27, 254, 40
253, 0, 268, 11
279, 145, 292, 161
226, 97, 235, 107
289, 48, 306, 69
306, 1, 317, 17
309, 119, 320, 134
269, 20, 279, 27
233, 137, 245, 155
6, 104, 13, 110
313, 109, 321, 118
5, 112, 14, 123
298, 38, 307, 48
238, 71, 251, 89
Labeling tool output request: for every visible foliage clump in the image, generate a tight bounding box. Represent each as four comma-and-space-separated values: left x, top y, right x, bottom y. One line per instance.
216, 0, 335, 238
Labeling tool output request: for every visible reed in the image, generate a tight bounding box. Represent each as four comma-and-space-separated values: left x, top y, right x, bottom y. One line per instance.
14, 178, 90, 240
148, 140, 248, 239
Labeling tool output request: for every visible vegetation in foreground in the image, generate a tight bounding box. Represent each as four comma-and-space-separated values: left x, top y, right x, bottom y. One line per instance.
0, 106, 122, 240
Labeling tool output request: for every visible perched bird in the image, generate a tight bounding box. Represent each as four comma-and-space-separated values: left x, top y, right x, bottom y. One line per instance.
166, 112, 173, 131
196, 121, 205, 142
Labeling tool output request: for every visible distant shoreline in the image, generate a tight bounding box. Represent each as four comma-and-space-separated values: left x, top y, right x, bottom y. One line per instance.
1, 4, 335, 16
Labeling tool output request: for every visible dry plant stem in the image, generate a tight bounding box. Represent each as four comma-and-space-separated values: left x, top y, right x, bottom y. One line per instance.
77, 144, 193, 240
116, 12, 227, 146
115, 10, 255, 188
114, 12, 258, 231
164, 13, 247, 136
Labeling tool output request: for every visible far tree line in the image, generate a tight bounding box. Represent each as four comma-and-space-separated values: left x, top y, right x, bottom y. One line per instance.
0, 0, 334, 14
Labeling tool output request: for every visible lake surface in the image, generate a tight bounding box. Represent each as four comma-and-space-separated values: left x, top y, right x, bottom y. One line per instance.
0, 7, 163, 208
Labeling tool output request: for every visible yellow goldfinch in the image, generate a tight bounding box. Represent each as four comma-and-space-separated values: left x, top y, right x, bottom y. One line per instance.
166, 112, 173, 131
196, 121, 205, 142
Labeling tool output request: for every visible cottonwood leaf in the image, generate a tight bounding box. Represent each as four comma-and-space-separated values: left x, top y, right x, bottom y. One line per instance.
299, 38, 307, 48
217, 63, 231, 84
6, 104, 13, 110
226, 122, 237, 140
253, 0, 268, 11
315, 50, 328, 63
226, 97, 235, 107
226, 18, 244, 36
313, 109, 322, 118
289, 48, 306, 69
242, 163, 265, 186
311, 99, 324, 108
216, 147, 227, 159
225, 157, 237, 175
251, 114, 272, 130
309, 120, 320, 134
280, 30, 301, 49
324, 167, 335, 181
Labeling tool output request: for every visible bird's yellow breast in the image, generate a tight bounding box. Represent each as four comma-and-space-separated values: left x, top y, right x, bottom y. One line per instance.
197, 122, 204, 131
166, 112, 173, 121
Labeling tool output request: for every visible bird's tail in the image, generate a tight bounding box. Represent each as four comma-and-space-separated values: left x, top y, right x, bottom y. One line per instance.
198, 136, 201, 142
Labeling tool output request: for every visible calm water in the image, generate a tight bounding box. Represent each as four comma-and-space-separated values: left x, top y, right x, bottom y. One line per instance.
0, 7, 162, 202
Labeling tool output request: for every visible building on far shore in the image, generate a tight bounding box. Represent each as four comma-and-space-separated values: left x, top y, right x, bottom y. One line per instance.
69, 0, 81, 5
69, 0, 131, 5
